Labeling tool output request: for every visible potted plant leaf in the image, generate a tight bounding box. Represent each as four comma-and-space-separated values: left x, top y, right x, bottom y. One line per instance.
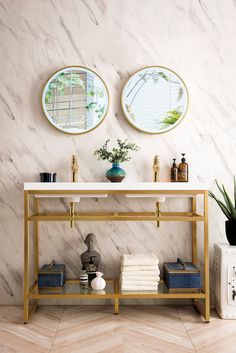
94, 139, 140, 182
209, 177, 236, 245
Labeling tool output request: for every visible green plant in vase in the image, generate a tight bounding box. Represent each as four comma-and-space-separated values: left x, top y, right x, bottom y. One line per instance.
209, 177, 236, 245
94, 139, 140, 182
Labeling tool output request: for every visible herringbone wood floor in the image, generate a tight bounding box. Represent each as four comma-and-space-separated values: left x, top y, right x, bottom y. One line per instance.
0, 305, 235, 353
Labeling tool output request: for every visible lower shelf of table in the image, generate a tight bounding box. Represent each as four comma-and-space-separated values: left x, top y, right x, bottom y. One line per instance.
29, 279, 206, 300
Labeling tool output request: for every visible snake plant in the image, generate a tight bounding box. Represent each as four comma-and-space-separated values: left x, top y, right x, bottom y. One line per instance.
209, 177, 236, 221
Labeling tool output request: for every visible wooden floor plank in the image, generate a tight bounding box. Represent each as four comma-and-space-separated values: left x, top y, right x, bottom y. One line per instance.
0, 306, 63, 353
0, 306, 235, 353
177, 306, 236, 353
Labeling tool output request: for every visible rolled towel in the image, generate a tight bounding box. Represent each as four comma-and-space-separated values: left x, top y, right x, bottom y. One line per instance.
121, 275, 160, 283
121, 285, 158, 291
121, 265, 159, 272
121, 280, 158, 286
121, 271, 160, 277
121, 253, 159, 267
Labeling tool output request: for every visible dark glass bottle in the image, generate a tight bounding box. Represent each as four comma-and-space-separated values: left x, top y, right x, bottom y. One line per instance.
178, 154, 188, 182
86, 256, 97, 285
171, 158, 178, 182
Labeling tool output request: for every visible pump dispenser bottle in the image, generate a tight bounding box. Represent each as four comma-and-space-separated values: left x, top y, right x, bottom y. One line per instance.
170, 159, 178, 182
178, 154, 188, 182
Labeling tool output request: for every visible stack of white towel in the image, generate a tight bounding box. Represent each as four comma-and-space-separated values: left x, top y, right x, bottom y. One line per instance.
120, 253, 160, 291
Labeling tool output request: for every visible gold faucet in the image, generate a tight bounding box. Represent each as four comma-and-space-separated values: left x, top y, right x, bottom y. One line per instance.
70, 155, 79, 228
71, 155, 79, 182
153, 155, 160, 227
153, 155, 160, 182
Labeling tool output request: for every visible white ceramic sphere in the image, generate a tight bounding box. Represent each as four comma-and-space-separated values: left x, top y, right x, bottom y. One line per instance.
91, 272, 106, 290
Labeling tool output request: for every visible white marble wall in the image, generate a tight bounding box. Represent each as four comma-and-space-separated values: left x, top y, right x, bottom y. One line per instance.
0, 0, 236, 304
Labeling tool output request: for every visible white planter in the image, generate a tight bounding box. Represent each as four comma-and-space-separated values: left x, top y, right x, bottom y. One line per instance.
91, 272, 106, 290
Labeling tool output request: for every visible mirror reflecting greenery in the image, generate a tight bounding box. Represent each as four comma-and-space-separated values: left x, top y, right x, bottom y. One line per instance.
121, 66, 188, 134
42, 66, 109, 134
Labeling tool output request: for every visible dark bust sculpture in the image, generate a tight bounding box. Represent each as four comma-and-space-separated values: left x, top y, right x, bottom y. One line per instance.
80, 233, 101, 270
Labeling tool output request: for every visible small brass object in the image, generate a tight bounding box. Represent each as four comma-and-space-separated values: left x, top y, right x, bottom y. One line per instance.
153, 155, 160, 182
70, 201, 75, 228
155, 201, 160, 228
71, 155, 79, 182
153, 155, 160, 227
70, 155, 79, 228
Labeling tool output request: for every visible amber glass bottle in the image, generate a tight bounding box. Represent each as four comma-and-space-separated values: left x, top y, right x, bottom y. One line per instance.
171, 159, 178, 182
178, 154, 188, 182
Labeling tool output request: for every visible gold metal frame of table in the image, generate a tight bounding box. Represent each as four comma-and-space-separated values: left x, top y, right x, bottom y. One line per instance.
23, 188, 209, 323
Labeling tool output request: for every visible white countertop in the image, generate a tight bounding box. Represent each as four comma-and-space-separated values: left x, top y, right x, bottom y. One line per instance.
24, 182, 208, 191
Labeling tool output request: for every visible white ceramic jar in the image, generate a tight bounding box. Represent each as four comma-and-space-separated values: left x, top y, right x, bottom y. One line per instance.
91, 272, 106, 290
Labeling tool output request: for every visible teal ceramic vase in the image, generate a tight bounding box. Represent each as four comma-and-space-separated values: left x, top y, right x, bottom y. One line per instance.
106, 163, 126, 182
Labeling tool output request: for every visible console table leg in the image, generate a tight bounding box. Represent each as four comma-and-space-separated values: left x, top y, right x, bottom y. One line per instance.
114, 279, 119, 315
191, 197, 198, 307
204, 191, 210, 322
33, 198, 39, 298
114, 298, 119, 315
192, 197, 197, 265
24, 191, 29, 324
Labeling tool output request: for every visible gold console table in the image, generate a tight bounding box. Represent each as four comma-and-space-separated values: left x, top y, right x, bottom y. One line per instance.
23, 182, 209, 323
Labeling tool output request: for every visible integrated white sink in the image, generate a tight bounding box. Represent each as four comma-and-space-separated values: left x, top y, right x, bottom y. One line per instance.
24, 182, 208, 191
33, 193, 108, 203
125, 194, 167, 202
24, 182, 208, 203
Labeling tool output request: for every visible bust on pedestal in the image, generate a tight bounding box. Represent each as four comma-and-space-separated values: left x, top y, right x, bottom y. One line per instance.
80, 233, 101, 270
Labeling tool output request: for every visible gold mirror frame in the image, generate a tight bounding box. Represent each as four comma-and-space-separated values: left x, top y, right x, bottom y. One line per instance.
42, 66, 109, 135
121, 66, 189, 134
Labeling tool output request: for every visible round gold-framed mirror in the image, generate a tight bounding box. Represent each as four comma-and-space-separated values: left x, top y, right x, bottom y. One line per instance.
121, 66, 189, 134
42, 66, 109, 134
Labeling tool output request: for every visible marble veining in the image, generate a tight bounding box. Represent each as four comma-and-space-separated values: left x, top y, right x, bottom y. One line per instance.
0, 0, 236, 304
